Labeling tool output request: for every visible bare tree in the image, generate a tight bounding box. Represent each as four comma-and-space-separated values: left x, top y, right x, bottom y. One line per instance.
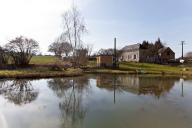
73, 43, 94, 66
48, 41, 72, 58
5, 36, 39, 65
49, 32, 73, 58
86, 44, 93, 57
75, 49, 88, 66
61, 42, 73, 57
48, 42, 61, 57
62, 7, 86, 48
61, 5, 87, 66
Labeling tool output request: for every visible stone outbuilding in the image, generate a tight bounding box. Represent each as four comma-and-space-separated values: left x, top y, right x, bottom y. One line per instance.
120, 43, 150, 62
120, 44, 141, 62
120, 43, 175, 63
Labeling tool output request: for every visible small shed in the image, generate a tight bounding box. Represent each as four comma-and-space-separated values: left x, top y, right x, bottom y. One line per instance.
96, 55, 113, 67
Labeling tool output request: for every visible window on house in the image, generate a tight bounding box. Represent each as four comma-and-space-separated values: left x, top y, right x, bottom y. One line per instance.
134, 55, 137, 59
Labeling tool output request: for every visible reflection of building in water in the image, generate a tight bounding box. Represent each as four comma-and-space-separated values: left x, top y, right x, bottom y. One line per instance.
96, 75, 178, 98
118, 76, 140, 94
138, 77, 175, 97
97, 75, 114, 89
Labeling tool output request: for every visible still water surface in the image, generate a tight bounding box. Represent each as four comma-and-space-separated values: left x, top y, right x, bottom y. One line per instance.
0, 74, 192, 128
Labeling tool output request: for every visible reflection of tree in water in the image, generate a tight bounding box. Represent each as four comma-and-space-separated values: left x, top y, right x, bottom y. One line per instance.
0, 80, 38, 105
48, 78, 73, 98
48, 76, 90, 128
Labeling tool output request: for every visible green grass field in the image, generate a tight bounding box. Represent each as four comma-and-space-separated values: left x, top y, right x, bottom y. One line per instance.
119, 62, 181, 73
30, 56, 192, 74
30, 55, 60, 65
86, 61, 192, 76
0, 55, 83, 78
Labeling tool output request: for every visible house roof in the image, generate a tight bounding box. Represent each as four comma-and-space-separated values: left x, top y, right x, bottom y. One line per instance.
96, 55, 113, 57
158, 47, 174, 54
121, 43, 141, 51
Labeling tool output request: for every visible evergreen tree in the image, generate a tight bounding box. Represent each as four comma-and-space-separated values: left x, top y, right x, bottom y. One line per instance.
154, 38, 164, 50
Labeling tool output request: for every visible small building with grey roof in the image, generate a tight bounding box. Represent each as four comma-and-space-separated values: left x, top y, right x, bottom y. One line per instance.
120, 43, 175, 63
120, 43, 145, 62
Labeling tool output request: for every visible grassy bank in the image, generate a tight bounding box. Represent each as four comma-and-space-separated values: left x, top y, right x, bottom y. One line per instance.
0, 68, 83, 79
0, 55, 82, 79
1, 55, 192, 78
85, 62, 192, 77
120, 62, 182, 73
30, 57, 192, 77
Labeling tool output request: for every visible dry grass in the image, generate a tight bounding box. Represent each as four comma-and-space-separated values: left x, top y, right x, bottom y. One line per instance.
0, 68, 83, 79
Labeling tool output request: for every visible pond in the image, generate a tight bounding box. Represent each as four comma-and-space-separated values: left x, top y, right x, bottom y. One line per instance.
0, 74, 192, 128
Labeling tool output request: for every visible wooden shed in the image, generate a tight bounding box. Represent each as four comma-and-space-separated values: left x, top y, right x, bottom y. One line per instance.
96, 55, 113, 67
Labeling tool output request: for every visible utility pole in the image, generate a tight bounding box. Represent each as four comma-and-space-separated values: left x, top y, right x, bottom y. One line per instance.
181, 41, 185, 59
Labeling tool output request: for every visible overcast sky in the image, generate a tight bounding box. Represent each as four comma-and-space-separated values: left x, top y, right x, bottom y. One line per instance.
0, 0, 192, 57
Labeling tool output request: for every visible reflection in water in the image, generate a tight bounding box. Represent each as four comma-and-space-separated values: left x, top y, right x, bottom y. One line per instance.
0, 112, 8, 128
180, 78, 184, 97
0, 80, 38, 105
96, 75, 179, 99
48, 78, 73, 97
48, 76, 90, 128
0, 75, 191, 128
